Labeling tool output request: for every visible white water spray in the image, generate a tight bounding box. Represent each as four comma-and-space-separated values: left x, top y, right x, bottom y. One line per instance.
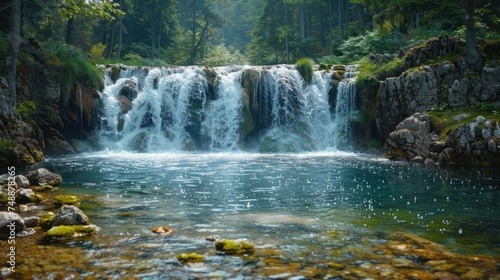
98, 65, 357, 152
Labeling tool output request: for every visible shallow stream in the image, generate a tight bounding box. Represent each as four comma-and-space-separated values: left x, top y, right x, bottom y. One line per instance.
4, 151, 500, 279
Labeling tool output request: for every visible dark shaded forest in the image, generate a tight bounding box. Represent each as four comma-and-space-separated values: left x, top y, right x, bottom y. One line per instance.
1, 0, 499, 68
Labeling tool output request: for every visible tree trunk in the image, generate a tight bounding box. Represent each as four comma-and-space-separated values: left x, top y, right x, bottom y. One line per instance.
66, 17, 75, 45
106, 22, 115, 59
465, 0, 483, 69
116, 0, 123, 59
329, 0, 333, 49
285, 5, 289, 64
2, 0, 21, 117
338, 0, 343, 42
189, 0, 197, 65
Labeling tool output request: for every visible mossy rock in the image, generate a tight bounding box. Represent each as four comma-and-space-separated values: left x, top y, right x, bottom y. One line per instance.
296, 58, 314, 83
46, 225, 76, 238
215, 239, 255, 255
46, 225, 96, 239
29, 194, 44, 203
31, 185, 54, 192
40, 212, 55, 229
0, 192, 8, 204
318, 63, 331, 71
177, 253, 205, 264
53, 195, 81, 206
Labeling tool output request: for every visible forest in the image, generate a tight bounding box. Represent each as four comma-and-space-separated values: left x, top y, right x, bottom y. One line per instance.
1, 0, 499, 69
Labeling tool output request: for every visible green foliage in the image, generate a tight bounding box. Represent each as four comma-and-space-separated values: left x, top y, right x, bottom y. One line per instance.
202, 44, 248, 66
357, 57, 403, 81
0, 32, 8, 76
0, 139, 16, 149
90, 43, 107, 61
472, 102, 495, 112
295, 58, 314, 83
368, 139, 382, 149
43, 40, 102, 89
17, 101, 37, 120
320, 30, 405, 64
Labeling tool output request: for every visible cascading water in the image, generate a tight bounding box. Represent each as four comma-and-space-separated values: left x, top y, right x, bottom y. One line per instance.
333, 66, 359, 149
98, 64, 358, 152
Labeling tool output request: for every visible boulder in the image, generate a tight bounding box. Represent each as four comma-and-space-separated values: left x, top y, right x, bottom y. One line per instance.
14, 175, 30, 189
385, 113, 432, 160
52, 205, 90, 226
26, 168, 62, 186
0, 212, 25, 237
15, 188, 39, 204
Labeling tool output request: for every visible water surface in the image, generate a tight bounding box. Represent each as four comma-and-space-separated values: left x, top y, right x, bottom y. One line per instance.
9, 151, 500, 278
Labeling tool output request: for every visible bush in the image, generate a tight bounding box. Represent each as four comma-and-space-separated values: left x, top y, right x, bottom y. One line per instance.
295, 58, 314, 83
90, 43, 106, 61
42, 40, 102, 89
17, 100, 37, 120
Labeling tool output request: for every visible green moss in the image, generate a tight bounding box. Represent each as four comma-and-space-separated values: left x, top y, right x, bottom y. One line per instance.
296, 58, 315, 83
46, 225, 95, 239
53, 195, 81, 206
29, 194, 43, 203
319, 63, 331, 71
47, 226, 76, 238
40, 212, 55, 229
0, 139, 16, 149
72, 225, 96, 234
427, 108, 499, 139
31, 185, 54, 192
0, 193, 8, 204
177, 253, 205, 264
215, 239, 255, 254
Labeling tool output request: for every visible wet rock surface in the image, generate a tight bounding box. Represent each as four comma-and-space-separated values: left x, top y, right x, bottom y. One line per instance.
386, 113, 500, 166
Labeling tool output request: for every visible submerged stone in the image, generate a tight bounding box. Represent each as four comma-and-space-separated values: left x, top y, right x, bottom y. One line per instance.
177, 253, 205, 264
215, 239, 255, 255
151, 226, 172, 236
53, 195, 81, 206
46, 225, 96, 239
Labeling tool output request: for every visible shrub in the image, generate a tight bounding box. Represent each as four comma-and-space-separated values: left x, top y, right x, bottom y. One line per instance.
90, 43, 106, 61
42, 40, 102, 89
295, 58, 314, 83
17, 100, 37, 120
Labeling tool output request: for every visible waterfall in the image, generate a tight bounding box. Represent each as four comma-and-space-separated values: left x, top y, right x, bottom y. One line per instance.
333, 67, 359, 150
98, 64, 357, 152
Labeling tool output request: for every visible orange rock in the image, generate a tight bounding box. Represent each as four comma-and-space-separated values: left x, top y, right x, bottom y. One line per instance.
151, 226, 172, 235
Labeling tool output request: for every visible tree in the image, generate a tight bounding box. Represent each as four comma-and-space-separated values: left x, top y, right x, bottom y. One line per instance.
183, 0, 223, 64
2, 0, 21, 117
464, 0, 483, 69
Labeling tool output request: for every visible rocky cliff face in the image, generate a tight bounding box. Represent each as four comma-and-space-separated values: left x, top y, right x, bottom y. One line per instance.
376, 37, 500, 140
0, 39, 101, 166
0, 78, 44, 165
386, 113, 500, 167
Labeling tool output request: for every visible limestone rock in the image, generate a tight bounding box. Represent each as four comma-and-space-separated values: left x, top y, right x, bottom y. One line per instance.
52, 205, 90, 226
23, 216, 40, 227
26, 168, 62, 186
15, 188, 40, 204
14, 175, 30, 189
385, 113, 432, 160
0, 212, 25, 237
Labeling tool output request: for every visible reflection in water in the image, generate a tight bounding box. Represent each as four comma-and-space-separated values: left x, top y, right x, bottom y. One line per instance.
6, 152, 499, 278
